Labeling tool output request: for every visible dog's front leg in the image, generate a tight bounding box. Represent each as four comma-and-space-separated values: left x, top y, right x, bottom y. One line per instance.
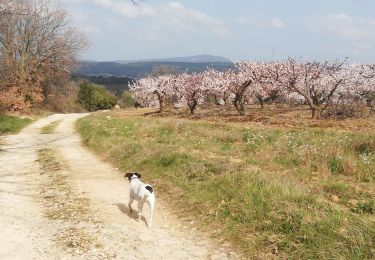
137, 201, 144, 221
128, 196, 134, 214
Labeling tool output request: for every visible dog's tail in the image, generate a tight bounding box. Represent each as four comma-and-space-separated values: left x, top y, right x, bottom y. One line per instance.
145, 185, 153, 193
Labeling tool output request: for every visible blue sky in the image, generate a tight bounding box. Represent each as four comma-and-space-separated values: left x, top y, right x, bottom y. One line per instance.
59, 0, 375, 63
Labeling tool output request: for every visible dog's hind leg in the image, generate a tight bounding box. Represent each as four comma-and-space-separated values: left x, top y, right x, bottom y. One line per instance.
137, 201, 144, 222
147, 197, 155, 228
128, 196, 134, 214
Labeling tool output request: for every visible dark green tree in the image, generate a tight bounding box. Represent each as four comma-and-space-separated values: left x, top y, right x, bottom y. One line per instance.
77, 82, 117, 111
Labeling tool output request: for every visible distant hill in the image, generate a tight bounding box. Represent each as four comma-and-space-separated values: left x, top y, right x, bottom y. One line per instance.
115, 54, 232, 64
75, 55, 234, 94
77, 60, 234, 79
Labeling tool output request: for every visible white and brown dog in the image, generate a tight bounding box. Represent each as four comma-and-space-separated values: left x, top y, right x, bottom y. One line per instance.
124, 173, 155, 227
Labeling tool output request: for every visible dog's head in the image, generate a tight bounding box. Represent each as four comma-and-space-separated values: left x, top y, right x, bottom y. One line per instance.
124, 172, 141, 181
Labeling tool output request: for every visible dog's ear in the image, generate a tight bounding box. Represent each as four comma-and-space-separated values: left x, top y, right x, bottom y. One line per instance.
134, 172, 141, 179
124, 173, 132, 181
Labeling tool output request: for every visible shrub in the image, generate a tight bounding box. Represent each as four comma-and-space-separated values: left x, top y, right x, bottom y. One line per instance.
119, 90, 136, 108
77, 82, 117, 112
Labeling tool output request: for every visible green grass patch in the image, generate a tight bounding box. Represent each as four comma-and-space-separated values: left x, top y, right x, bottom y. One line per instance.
40, 120, 61, 134
76, 113, 375, 258
327, 156, 345, 175
352, 200, 375, 214
323, 182, 354, 198
0, 115, 32, 134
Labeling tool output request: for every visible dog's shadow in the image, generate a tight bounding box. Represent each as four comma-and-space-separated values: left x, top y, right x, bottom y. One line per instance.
113, 203, 147, 225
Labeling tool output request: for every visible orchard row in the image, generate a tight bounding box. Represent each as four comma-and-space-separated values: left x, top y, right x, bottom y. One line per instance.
129, 59, 375, 119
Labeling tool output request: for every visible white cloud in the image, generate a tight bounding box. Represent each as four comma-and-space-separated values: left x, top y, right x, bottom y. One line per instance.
93, 0, 156, 18
311, 14, 375, 41
69, 10, 102, 34
79, 24, 103, 34
64, 0, 231, 38
339, 42, 373, 56
310, 13, 375, 55
235, 13, 287, 29
234, 13, 264, 27
161, 2, 231, 36
59, 0, 86, 3
271, 17, 286, 29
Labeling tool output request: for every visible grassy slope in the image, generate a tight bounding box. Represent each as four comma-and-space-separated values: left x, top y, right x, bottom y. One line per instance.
0, 115, 32, 135
77, 112, 375, 259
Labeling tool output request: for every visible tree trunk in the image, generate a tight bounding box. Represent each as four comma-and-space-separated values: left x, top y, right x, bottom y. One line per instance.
311, 107, 322, 119
366, 96, 375, 114
214, 95, 220, 106
223, 96, 229, 106
257, 95, 264, 109
188, 99, 197, 114
232, 80, 252, 116
158, 96, 164, 113
223, 91, 230, 106
154, 91, 164, 113
234, 99, 245, 116
367, 99, 373, 108
238, 104, 245, 115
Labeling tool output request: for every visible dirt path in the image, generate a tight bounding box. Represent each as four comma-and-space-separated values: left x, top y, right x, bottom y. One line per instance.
0, 113, 238, 259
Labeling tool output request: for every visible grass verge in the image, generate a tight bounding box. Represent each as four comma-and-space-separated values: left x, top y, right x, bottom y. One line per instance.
0, 115, 32, 135
77, 112, 375, 259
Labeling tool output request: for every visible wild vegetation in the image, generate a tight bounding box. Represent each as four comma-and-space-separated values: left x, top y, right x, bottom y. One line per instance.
77, 108, 375, 258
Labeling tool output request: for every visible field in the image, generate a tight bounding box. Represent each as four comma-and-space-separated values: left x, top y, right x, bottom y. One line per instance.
77, 106, 375, 259
0, 115, 32, 135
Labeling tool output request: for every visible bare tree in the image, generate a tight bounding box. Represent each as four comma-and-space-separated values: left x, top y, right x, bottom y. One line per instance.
0, 0, 88, 111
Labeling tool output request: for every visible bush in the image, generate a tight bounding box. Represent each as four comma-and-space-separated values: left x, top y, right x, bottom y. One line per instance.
77, 82, 117, 112
118, 90, 136, 108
